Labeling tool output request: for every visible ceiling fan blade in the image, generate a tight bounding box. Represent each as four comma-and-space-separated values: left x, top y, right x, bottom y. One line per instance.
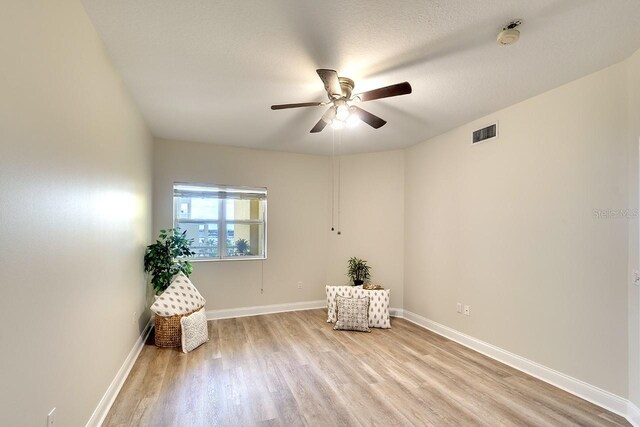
316, 69, 342, 98
352, 106, 387, 129
310, 107, 336, 133
310, 118, 328, 133
357, 82, 412, 102
271, 102, 323, 110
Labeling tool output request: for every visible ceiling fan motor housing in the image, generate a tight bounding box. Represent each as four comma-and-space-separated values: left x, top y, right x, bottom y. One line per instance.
337, 77, 354, 99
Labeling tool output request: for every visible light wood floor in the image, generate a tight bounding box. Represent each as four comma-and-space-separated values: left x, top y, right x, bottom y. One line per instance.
104, 309, 628, 427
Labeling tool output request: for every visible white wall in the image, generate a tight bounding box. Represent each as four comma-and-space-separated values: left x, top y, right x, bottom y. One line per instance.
627, 48, 640, 406
1, 1, 635, 420
0, 1, 152, 426
153, 140, 405, 310
404, 60, 631, 396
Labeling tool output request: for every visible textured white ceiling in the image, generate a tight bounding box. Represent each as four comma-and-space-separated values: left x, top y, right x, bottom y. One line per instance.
82, 0, 640, 155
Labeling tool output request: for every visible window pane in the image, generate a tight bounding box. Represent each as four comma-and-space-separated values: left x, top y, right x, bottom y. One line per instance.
173, 183, 266, 261
225, 199, 264, 221
175, 197, 219, 220
225, 223, 265, 257
178, 222, 219, 258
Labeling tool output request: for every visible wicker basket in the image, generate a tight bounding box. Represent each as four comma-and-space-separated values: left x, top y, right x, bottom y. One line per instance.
154, 306, 203, 348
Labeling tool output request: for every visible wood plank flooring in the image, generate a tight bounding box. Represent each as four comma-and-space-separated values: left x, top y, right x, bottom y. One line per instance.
103, 309, 629, 426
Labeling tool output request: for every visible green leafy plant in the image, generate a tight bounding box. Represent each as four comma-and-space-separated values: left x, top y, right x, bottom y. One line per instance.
235, 238, 250, 255
347, 257, 371, 286
144, 228, 195, 295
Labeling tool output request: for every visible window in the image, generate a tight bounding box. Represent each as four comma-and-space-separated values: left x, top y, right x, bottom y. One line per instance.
173, 183, 267, 260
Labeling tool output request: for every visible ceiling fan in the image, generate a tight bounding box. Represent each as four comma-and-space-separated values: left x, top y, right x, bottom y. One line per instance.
270, 69, 412, 133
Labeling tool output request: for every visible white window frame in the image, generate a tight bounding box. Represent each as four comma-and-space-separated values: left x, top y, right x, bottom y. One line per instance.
173, 182, 267, 261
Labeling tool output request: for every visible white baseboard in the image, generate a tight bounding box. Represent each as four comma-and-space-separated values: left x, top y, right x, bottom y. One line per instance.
628, 401, 640, 427
206, 299, 326, 320
86, 319, 153, 427
206, 302, 404, 321
389, 307, 404, 317
400, 309, 630, 422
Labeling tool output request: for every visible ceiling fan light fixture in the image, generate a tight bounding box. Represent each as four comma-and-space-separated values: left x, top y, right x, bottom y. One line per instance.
331, 120, 344, 130
322, 106, 337, 123
346, 114, 360, 128
336, 104, 350, 121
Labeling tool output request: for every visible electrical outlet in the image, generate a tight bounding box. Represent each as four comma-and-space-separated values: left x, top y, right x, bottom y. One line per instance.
456, 303, 462, 313
47, 408, 56, 426
132, 311, 137, 324
297, 281, 303, 289
464, 305, 470, 316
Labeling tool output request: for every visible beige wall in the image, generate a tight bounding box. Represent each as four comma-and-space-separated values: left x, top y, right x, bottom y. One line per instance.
325, 151, 405, 306
404, 60, 631, 396
0, 1, 152, 426
153, 140, 405, 310
154, 140, 330, 309
628, 48, 640, 405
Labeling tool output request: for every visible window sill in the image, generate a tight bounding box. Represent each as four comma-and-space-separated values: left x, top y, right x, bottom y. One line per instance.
188, 256, 267, 263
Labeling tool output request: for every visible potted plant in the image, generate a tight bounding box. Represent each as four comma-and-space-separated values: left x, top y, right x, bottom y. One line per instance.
347, 257, 371, 286
235, 238, 250, 255
144, 228, 195, 295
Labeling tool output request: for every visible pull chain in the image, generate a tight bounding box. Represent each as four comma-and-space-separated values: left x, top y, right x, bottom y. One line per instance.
337, 129, 342, 235
331, 127, 335, 231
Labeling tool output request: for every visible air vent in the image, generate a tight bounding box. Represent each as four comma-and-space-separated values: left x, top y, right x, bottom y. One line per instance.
472, 123, 498, 144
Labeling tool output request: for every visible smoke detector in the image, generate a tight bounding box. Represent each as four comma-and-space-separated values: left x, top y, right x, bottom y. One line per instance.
497, 20, 522, 46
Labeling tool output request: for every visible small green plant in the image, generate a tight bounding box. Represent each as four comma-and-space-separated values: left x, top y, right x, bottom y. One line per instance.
347, 257, 371, 286
235, 238, 250, 255
144, 228, 195, 295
